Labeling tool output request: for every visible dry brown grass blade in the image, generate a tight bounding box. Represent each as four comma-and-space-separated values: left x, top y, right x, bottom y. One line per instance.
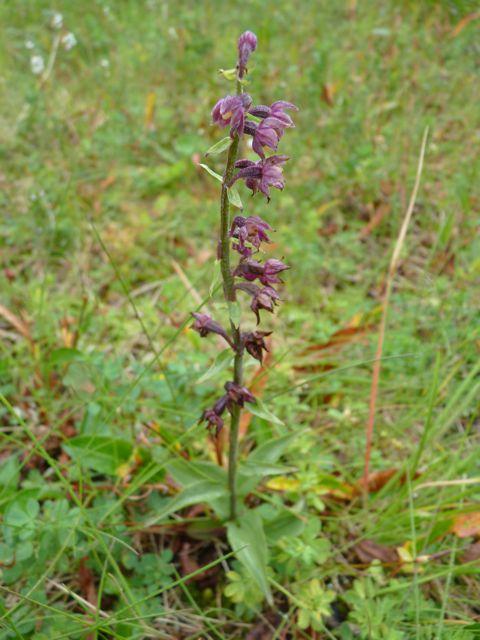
362, 128, 429, 496
450, 11, 480, 38
0, 303, 33, 346
171, 258, 213, 316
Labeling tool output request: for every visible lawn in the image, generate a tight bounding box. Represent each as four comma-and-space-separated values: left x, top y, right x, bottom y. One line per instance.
1, 1, 479, 638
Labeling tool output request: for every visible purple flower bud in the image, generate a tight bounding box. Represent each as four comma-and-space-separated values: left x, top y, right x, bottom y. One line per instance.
248, 105, 271, 119
230, 155, 289, 201
200, 394, 229, 435
243, 120, 258, 137
251, 286, 280, 323
230, 215, 272, 257
236, 282, 280, 324
261, 258, 290, 285
249, 101, 298, 128
191, 312, 234, 348
211, 93, 252, 138
237, 31, 257, 78
233, 257, 289, 286
233, 258, 265, 281
242, 330, 271, 363
224, 380, 255, 407
235, 158, 256, 169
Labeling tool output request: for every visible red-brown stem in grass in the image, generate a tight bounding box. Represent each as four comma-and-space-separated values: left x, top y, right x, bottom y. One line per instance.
362, 128, 429, 496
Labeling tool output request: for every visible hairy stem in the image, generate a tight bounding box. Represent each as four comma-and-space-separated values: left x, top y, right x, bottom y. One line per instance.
228, 348, 243, 520
218, 85, 244, 521
219, 136, 240, 302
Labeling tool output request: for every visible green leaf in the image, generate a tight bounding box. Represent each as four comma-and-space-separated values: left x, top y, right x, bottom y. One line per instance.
227, 185, 243, 209
205, 137, 232, 157
198, 163, 223, 182
63, 436, 133, 475
264, 511, 305, 543
237, 434, 295, 495
0, 455, 20, 492
248, 433, 295, 465
168, 459, 229, 519
145, 481, 228, 525
247, 399, 284, 426
227, 509, 272, 603
4, 498, 39, 528
228, 301, 241, 328
209, 260, 222, 298
240, 460, 288, 477
168, 459, 227, 486
49, 347, 83, 366
218, 67, 237, 80
196, 348, 233, 385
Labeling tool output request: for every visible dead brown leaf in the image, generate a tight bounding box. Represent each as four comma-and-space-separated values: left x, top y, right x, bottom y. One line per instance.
359, 201, 391, 238
451, 512, 480, 539
299, 315, 375, 358
321, 83, 336, 107
353, 539, 399, 564
460, 542, 480, 563
352, 468, 420, 496
0, 304, 32, 345
246, 613, 284, 639
318, 222, 339, 237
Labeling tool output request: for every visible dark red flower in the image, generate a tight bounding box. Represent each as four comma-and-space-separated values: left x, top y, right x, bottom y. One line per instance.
230, 155, 289, 201
230, 215, 272, 257
224, 381, 255, 407
250, 117, 286, 158
236, 282, 280, 323
191, 313, 234, 348
234, 257, 289, 286
211, 93, 252, 137
200, 395, 229, 435
242, 330, 271, 363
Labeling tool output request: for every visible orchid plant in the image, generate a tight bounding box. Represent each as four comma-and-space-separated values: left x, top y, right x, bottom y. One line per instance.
192, 31, 298, 522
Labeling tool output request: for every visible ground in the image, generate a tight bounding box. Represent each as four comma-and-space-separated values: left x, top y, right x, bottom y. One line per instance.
0, 1, 479, 638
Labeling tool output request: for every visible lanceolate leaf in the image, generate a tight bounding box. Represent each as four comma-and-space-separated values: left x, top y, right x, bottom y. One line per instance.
209, 260, 222, 298
196, 349, 233, 385
167, 459, 227, 486
227, 509, 272, 603
227, 185, 243, 209
247, 398, 284, 426
198, 163, 223, 182
248, 433, 295, 464
205, 137, 232, 157
228, 301, 241, 328
63, 436, 133, 476
145, 481, 228, 526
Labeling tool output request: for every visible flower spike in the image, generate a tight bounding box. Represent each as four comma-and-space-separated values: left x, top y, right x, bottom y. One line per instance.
237, 31, 257, 78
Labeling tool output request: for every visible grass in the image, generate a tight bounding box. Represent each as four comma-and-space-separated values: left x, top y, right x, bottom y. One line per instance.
1, 0, 479, 638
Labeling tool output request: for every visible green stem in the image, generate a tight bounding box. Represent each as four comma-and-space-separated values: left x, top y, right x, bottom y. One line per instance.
219, 136, 239, 302
218, 81, 244, 521
228, 348, 243, 521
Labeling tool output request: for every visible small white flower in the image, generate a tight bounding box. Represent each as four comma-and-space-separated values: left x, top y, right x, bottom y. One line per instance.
51, 12, 63, 29
30, 55, 45, 75
25, 40, 35, 50
12, 407, 24, 420
100, 58, 110, 68
62, 32, 77, 51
